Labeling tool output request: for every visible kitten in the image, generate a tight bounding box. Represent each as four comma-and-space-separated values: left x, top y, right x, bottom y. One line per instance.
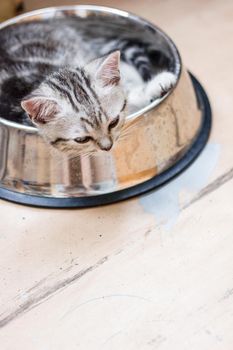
22, 51, 127, 154
0, 19, 177, 154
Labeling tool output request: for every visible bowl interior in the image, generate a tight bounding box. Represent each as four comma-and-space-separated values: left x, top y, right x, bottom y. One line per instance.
0, 5, 181, 129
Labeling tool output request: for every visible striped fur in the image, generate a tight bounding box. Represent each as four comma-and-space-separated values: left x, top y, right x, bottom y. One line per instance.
0, 18, 176, 153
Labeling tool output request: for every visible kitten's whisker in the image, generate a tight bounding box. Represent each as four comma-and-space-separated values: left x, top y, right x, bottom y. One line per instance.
118, 134, 130, 142
121, 123, 139, 133
120, 127, 138, 138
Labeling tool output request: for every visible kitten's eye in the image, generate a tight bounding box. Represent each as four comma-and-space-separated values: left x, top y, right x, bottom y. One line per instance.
108, 116, 119, 130
74, 136, 92, 144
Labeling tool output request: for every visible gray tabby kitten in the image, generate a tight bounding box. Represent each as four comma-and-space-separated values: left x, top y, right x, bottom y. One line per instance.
0, 19, 176, 154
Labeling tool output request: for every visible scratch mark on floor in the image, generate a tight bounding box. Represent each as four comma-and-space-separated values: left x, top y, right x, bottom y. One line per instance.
219, 287, 233, 302
100, 331, 123, 348
61, 294, 152, 320
0, 256, 108, 329
183, 166, 233, 209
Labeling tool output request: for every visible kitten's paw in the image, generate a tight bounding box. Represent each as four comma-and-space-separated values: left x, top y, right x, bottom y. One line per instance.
146, 72, 177, 103
156, 72, 177, 98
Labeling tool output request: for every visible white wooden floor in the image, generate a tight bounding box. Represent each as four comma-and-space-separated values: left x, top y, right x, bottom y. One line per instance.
0, 1, 233, 349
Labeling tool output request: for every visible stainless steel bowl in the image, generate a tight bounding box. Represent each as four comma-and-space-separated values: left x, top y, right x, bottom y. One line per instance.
0, 5, 211, 207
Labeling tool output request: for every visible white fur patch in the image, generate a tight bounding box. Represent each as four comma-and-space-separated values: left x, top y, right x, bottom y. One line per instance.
126, 71, 177, 112
146, 72, 177, 99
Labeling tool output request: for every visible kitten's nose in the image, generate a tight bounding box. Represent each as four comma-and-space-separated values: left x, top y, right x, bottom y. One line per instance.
102, 143, 113, 151
98, 137, 113, 151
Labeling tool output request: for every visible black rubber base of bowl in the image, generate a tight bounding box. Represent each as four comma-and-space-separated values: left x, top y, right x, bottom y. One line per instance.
0, 74, 212, 208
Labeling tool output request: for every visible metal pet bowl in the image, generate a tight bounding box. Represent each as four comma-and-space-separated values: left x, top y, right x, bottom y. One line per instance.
0, 6, 211, 208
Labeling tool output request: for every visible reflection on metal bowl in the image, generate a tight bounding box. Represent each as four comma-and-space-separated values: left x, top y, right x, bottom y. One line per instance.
0, 5, 211, 207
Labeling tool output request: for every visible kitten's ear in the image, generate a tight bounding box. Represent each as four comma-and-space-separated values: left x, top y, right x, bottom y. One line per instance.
21, 97, 59, 124
96, 51, 121, 87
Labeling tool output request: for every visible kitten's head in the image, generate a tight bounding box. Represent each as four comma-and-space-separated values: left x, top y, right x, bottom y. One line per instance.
21, 51, 127, 154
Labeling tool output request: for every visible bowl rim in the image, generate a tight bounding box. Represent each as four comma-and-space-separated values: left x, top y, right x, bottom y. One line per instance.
0, 5, 182, 133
